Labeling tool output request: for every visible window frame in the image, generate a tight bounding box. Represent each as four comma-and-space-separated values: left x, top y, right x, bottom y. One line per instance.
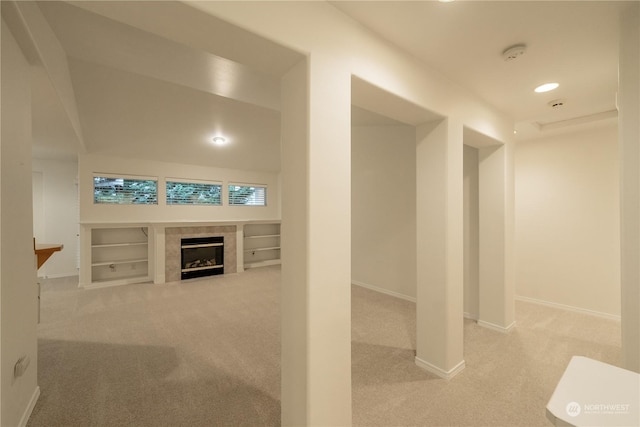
228, 183, 268, 207
93, 173, 158, 205
165, 178, 223, 206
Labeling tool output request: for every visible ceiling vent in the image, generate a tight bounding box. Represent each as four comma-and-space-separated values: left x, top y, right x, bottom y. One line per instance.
502, 44, 526, 61
548, 99, 566, 109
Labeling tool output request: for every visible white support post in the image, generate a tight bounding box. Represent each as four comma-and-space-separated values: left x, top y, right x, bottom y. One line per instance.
415, 119, 465, 379
280, 56, 352, 425
478, 144, 515, 333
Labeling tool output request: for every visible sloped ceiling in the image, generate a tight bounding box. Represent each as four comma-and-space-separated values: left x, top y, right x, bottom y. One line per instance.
29, 1, 625, 167
33, 0, 303, 171
68, 57, 282, 172
31, 65, 82, 160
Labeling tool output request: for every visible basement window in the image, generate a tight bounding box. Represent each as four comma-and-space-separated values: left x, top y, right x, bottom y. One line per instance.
93, 175, 158, 205
228, 184, 267, 206
166, 179, 222, 206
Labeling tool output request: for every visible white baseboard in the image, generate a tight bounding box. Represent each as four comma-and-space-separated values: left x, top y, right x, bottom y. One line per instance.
415, 356, 465, 380
352, 280, 416, 303
464, 311, 479, 321
37, 272, 78, 279
516, 295, 621, 321
82, 276, 152, 290
478, 319, 516, 334
244, 259, 281, 269
18, 386, 40, 427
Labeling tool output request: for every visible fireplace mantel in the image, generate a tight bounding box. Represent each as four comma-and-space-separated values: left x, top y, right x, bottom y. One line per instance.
80, 219, 280, 228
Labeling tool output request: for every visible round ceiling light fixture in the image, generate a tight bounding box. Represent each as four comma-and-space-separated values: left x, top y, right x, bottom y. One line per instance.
534, 82, 559, 93
211, 136, 227, 146
502, 44, 527, 62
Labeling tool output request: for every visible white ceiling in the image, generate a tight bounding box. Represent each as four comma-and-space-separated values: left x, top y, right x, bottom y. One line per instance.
31, 65, 82, 160
33, 0, 302, 171
334, 0, 624, 137
29, 1, 625, 168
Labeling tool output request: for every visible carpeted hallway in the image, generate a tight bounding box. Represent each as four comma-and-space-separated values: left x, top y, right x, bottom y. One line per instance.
28, 266, 621, 426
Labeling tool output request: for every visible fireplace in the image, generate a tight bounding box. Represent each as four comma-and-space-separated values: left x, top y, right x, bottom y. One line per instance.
181, 236, 224, 280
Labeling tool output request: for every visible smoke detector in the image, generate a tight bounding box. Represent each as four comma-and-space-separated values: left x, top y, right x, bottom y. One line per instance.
502, 44, 527, 61
548, 99, 566, 109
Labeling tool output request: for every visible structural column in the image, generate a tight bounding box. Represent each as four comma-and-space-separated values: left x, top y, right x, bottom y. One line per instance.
415, 119, 465, 379
619, 2, 640, 373
477, 143, 515, 332
280, 56, 352, 425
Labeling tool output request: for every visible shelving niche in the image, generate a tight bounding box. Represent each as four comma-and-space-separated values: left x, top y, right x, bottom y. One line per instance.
243, 222, 281, 269
90, 227, 150, 286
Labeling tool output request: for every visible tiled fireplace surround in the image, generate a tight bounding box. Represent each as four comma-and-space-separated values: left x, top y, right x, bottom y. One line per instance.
165, 226, 237, 282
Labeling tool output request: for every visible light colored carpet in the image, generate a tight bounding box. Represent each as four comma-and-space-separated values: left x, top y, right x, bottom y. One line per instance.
350, 286, 620, 426
31, 267, 281, 426
28, 266, 621, 426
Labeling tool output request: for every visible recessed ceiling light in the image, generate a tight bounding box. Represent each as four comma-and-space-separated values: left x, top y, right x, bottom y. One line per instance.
211, 136, 227, 146
534, 82, 559, 93
438, 0, 455, 3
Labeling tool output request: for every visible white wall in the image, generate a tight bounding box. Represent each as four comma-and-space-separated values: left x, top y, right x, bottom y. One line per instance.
32, 171, 44, 242
352, 125, 416, 300
188, 1, 514, 145
1, 21, 40, 427
32, 158, 79, 278
619, 2, 640, 371
514, 123, 620, 317
175, 0, 514, 419
463, 145, 479, 319
79, 153, 280, 223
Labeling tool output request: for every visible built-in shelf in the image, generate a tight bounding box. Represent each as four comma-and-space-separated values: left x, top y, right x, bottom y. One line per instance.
88, 227, 150, 287
91, 258, 149, 267
244, 246, 281, 252
243, 223, 281, 269
91, 242, 148, 248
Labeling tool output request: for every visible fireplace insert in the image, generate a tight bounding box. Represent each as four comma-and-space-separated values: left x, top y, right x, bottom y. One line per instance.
181, 236, 224, 280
